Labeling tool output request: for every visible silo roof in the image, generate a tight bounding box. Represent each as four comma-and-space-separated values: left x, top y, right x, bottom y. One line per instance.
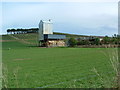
41, 20, 52, 24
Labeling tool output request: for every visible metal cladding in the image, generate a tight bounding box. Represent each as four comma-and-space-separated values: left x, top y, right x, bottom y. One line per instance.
44, 34, 66, 40
39, 20, 53, 40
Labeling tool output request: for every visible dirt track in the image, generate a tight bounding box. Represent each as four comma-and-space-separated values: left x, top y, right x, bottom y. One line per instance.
0, 40, 17, 42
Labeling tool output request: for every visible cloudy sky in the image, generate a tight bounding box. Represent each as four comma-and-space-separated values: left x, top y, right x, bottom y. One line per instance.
1, 0, 118, 36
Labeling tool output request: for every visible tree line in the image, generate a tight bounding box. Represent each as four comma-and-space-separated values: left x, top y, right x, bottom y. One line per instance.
68, 34, 120, 47
7, 28, 38, 34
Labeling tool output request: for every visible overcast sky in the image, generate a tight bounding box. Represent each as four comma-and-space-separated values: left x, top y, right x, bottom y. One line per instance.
1, 1, 118, 36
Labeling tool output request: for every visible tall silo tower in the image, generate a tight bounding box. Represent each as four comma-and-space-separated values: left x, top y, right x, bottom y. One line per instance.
39, 19, 53, 41
38, 19, 53, 46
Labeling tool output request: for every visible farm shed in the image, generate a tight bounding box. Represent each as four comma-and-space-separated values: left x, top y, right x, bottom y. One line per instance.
38, 20, 66, 47
43, 34, 66, 47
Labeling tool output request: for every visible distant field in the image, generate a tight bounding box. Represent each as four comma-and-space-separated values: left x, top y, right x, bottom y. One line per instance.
2, 34, 117, 88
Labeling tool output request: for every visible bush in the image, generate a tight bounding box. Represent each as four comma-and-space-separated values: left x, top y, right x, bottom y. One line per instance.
94, 38, 100, 45
77, 40, 90, 45
68, 38, 77, 47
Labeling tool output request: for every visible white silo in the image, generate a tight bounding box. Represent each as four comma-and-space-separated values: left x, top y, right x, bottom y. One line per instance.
38, 19, 53, 41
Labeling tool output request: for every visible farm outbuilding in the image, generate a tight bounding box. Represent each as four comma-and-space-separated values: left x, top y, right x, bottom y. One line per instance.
38, 20, 66, 47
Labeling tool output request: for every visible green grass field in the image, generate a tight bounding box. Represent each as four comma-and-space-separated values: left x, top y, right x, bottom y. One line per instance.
2, 34, 118, 88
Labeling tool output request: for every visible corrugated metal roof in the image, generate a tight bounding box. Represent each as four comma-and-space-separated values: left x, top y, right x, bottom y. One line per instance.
44, 34, 66, 40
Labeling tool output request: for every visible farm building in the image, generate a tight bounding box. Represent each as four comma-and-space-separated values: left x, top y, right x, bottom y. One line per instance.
38, 19, 66, 47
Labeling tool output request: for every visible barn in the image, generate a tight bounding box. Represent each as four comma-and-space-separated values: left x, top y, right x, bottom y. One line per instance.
38, 19, 66, 47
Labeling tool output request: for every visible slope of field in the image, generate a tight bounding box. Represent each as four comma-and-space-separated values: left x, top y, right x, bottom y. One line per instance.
2, 34, 117, 88
2, 32, 84, 47
2, 34, 38, 46
2, 32, 87, 43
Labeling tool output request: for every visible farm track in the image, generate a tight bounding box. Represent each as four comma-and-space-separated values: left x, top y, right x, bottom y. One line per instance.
0, 40, 17, 42
0, 39, 35, 42
7, 35, 36, 45
37, 71, 114, 88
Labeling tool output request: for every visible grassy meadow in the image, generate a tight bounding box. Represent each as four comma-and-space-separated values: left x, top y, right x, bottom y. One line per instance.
2, 34, 118, 88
